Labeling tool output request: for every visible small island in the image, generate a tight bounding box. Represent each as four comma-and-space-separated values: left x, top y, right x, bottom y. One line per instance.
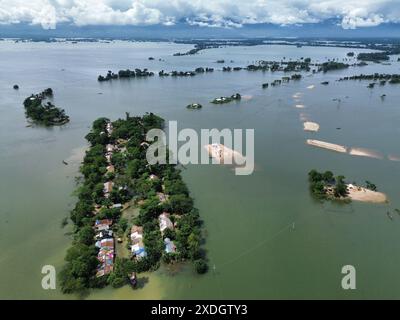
211, 93, 241, 104
186, 103, 203, 110
308, 169, 387, 203
60, 113, 207, 294
23, 88, 69, 126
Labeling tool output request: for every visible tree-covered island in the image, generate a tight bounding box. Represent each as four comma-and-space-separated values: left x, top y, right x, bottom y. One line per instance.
308, 169, 385, 203
23, 88, 70, 126
60, 113, 207, 294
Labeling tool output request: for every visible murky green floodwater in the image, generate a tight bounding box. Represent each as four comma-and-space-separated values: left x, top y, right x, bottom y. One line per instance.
0, 41, 400, 299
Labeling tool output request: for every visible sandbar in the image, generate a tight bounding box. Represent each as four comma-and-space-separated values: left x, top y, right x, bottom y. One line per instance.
346, 184, 388, 203
303, 121, 320, 132
307, 139, 347, 153
349, 148, 384, 160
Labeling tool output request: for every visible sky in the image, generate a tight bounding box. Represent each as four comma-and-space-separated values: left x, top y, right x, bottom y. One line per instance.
1, 0, 400, 31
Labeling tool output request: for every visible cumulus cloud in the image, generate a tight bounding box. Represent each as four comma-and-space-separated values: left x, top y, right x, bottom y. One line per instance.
0, 0, 399, 30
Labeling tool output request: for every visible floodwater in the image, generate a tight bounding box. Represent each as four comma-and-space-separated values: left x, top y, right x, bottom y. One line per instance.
0, 40, 400, 299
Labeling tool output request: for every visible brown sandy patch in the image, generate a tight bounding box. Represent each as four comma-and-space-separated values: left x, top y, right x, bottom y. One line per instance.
205, 143, 246, 165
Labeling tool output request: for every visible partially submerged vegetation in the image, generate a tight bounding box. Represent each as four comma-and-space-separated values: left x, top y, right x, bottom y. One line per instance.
98, 69, 155, 82
357, 52, 390, 62
211, 93, 241, 104
23, 88, 69, 126
308, 170, 348, 200
60, 113, 206, 294
338, 73, 400, 84
308, 170, 387, 203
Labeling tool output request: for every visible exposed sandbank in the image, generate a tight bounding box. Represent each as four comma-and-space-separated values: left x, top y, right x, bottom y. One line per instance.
307, 139, 347, 153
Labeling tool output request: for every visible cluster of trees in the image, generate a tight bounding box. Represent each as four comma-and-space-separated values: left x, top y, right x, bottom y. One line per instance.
338, 73, 400, 85
365, 181, 377, 191
246, 59, 311, 73
319, 62, 349, 73
308, 170, 348, 200
132, 170, 206, 274
98, 69, 155, 82
110, 113, 207, 281
172, 43, 216, 56
23, 88, 69, 126
60, 118, 111, 294
357, 52, 390, 62
282, 59, 311, 72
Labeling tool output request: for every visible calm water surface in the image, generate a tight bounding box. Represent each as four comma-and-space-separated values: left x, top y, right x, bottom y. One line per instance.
0, 41, 399, 299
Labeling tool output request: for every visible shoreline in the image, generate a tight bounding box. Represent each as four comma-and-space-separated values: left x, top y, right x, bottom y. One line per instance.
303, 122, 320, 132
346, 184, 388, 203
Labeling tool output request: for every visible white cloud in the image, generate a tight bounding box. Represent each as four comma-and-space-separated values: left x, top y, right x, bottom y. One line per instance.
0, 0, 399, 29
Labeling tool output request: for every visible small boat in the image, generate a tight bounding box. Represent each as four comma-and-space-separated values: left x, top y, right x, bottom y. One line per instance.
387, 211, 394, 220
62, 160, 68, 165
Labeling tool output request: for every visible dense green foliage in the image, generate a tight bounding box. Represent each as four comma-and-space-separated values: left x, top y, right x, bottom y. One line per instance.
357, 52, 390, 62
308, 170, 348, 200
23, 88, 69, 126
